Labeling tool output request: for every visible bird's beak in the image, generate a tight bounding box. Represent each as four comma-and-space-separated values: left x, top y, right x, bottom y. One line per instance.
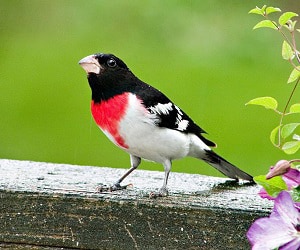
79, 55, 102, 74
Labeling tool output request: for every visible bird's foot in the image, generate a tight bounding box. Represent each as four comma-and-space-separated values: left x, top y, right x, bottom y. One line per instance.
149, 187, 169, 199
96, 183, 132, 193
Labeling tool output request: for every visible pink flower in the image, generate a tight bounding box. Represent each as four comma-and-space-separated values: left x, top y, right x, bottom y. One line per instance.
259, 160, 300, 200
247, 191, 300, 250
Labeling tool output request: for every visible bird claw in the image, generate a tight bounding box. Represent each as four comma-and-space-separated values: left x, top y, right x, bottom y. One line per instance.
149, 188, 169, 199
96, 183, 132, 193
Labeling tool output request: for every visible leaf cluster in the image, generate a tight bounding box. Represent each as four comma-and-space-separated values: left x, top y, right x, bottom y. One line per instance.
247, 6, 300, 154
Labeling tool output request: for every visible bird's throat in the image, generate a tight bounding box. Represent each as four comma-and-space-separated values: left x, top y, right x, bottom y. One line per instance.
91, 93, 129, 149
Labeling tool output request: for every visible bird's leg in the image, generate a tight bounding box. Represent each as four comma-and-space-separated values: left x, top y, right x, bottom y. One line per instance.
111, 155, 141, 190
97, 155, 141, 192
149, 160, 171, 198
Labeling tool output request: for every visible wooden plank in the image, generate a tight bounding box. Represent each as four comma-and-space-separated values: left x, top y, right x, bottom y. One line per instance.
0, 159, 271, 249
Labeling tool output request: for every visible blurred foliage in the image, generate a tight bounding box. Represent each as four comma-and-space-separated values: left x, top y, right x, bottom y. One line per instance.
1, 0, 300, 178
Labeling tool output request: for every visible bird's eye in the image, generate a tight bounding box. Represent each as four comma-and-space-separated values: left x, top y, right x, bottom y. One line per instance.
107, 58, 117, 68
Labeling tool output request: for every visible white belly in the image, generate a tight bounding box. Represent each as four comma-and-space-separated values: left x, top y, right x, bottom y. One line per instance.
121, 120, 190, 163
99, 93, 210, 163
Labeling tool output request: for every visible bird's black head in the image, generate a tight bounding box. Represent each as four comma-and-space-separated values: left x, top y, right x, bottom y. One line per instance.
79, 53, 129, 75
79, 53, 138, 103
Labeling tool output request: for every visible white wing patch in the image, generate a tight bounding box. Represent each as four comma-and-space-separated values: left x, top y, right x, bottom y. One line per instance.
149, 102, 173, 115
177, 120, 189, 131
174, 105, 189, 131
149, 102, 189, 131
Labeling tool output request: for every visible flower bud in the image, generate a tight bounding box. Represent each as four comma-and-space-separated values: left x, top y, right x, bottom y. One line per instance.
266, 160, 291, 179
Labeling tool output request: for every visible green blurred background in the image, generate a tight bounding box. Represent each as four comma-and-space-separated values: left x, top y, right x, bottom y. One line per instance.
1, 0, 300, 178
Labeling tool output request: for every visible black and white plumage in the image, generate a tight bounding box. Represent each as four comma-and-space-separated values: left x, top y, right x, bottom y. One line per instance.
79, 53, 253, 197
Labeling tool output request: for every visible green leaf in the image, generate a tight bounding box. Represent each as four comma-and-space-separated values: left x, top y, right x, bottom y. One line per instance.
289, 103, 300, 114
290, 186, 300, 202
249, 6, 265, 15
279, 12, 298, 26
282, 40, 294, 60
253, 20, 278, 30
270, 125, 281, 146
282, 141, 300, 154
282, 140, 300, 154
281, 123, 300, 139
254, 175, 288, 197
246, 97, 278, 110
288, 67, 300, 83
266, 7, 281, 15
293, 134, 300, 141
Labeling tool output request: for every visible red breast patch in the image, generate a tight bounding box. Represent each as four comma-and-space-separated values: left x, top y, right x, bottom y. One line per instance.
91, 93, 129, 149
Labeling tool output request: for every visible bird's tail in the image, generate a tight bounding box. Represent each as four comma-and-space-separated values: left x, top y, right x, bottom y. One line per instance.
201, 150, 253, 181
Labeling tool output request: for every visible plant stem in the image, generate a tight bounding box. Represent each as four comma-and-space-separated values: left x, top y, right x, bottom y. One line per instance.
289, 159, 300, 164
291, 29, 300, 64
277, 78, 300, 146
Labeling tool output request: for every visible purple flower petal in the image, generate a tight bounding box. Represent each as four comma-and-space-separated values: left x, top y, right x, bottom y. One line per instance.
273, 191, 299, 227
281, 237, 300, 250
247, 191, 300, 250
247, 216, 295, 249
258, 187, 274, 200
283, 168, 300, 188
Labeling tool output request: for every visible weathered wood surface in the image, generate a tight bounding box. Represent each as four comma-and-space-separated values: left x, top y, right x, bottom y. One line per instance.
0, 159, 272, 249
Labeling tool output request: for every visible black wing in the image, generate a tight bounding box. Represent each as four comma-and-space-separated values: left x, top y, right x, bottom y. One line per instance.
134, 81, 216, 147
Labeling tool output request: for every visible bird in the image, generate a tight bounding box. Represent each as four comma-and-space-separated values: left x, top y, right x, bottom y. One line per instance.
78, 53, 253, 197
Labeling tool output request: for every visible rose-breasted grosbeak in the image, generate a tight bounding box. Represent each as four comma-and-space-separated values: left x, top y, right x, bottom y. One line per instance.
79, 53, 253, 197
